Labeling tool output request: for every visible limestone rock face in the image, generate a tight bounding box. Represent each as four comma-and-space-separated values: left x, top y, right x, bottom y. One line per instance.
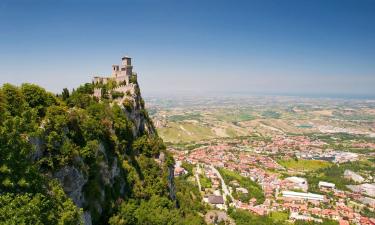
27, 74, 170, 225
54, 166, 87, 208
83, 211, 92, 225
168, 165, 176, 201
29, 137, 44, 161
62, 86, 164, 225
124, 84, 156, 137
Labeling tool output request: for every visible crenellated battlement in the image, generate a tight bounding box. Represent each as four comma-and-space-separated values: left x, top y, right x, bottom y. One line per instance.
92, 56, 138, 102
92, 56, 133, 85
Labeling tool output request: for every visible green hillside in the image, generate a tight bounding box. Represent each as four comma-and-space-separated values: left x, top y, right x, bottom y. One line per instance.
0, 82, 203, 225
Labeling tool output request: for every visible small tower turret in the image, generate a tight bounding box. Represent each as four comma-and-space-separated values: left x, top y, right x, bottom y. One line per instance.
121, 56, 133, 76
122, 56, 131, 66
112, 65, 120, 77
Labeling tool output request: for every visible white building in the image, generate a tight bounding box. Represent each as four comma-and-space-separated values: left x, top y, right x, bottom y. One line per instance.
285, 177, 308, 192
347, 183, 375, 197
236, 187, 249, 194
282, 191, 325, 201
318, 181, 335, 189
344, 170, 365, 183
362, 183, 375, 197
333, 152, 358, 163
290, 212, 322, 223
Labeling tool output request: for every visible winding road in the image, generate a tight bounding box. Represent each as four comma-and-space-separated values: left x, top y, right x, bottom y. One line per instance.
210, 165, 235, 204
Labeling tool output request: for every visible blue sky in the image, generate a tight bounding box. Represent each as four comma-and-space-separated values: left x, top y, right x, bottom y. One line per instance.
0, 0, 374, 97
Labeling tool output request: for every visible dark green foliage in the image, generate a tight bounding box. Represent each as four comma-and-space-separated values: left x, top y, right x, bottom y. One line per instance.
132, 135, 166, 157
109, 194, 205, 225
362, 206, 375, 218
0, 191, 82, 225
136, 155, 169, 198
294, 219, 338, 225
62, 88, 70, 101
123, 98, 133, 112
109, 196, 180, 225
21, 83, 56, 117
75, 83, 94, 95
67, 83, 96, 108
112, 104, 134, 149
218, 168, 265, 204
111, 91, 124, 99
2, 83, 26, 116
181, 162, 194, 176
0, 84, 82, 224
80, 140, 99, 163
175, 176, 206, 223
0, 112, 42, 193
0, 82, 187, 225
101, 86, 109, 100
306, 160, 374, 191
229, 209, 280, 225
0, 89, 7, 118
129, 75, 137, 84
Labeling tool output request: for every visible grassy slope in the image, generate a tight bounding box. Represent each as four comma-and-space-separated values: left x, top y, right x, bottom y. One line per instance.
218, 168, 265, 204
278, 159, 332, 172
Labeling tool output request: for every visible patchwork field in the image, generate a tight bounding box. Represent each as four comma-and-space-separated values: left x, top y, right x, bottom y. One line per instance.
146, 95, 375, 144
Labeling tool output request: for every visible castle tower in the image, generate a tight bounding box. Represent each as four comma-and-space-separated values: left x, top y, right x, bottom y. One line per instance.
121, 56, 133, 76
112, 65, 120, 77
122, 56, 131, 66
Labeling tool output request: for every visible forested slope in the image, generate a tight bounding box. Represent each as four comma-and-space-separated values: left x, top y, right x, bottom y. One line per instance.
0, 80, 203, 225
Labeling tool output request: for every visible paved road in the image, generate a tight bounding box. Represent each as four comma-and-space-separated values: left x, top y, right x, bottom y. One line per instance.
195, 164, 202, 192
210, 165, 235, 204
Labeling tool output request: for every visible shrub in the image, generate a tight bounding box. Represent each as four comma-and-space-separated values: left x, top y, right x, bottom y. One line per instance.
123, 99, 133, 112
111, 91, 124, 99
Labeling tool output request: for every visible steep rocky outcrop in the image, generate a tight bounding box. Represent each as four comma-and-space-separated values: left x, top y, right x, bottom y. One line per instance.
26, 77, 173, 225
0, 55, 177, 225
67, 85, 169, 224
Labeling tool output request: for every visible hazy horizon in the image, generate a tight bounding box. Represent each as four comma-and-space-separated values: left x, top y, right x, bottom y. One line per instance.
1, 0, 374, 96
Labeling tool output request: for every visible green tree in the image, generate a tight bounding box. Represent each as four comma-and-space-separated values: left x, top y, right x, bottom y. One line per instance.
2, 83, 25, 116
62, 88, 70, 101
21, 83, 56, 117
132, 135, 165, 157
0, 115, 42, 193
0, 89, 7, 119
109, 195, 181, 225
0, 185, 82, 225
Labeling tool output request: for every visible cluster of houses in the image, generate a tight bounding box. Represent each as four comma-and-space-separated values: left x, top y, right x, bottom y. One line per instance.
169, 139, 375, 224
197, 165, 227, 210
300, 151, 360, 164
242, 134, 360, 165
182, 144, 283, 171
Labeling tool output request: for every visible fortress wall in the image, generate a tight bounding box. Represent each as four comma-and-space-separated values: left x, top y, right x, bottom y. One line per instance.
93, 88, 102, 98
113, 84, 135, 94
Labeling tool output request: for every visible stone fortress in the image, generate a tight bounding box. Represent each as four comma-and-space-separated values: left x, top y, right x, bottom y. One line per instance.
92, 56, 138, 102
91, 55, 155, 136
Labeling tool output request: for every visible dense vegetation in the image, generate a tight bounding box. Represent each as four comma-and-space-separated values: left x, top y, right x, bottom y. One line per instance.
229, 209, 279, 225
306, 160, 375, 191
229, 208, 338, 225
0, 83, 82, 224
0, 83, 202, 225
278, 159, 332, 172
217, 168, 265, 204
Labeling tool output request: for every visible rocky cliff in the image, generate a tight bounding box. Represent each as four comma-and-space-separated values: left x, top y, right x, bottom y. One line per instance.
0, 77, 175, 225
53, 80, 174, 225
